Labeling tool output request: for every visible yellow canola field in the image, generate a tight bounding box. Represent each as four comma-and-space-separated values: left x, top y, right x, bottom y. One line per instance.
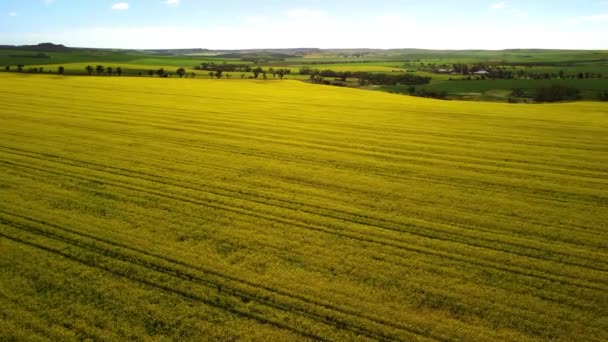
0, 73, 607, 341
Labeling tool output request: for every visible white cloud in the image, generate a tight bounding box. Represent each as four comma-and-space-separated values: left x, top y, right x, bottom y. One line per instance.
566, 14, 608, 24
164, 0, 180, 6
4, 10, 607, 50
111, 2, 129, 10
491, 2, 506, 10
8, 12, 17, 17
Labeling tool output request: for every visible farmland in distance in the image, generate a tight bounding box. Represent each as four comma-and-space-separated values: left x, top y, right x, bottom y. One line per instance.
0, 73, 607, 341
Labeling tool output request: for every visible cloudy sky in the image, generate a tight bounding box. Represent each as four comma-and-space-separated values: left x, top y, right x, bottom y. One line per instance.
1, 0, 607, 50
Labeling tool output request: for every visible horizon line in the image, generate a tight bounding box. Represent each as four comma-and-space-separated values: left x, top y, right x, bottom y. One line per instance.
3, 43, 607, 52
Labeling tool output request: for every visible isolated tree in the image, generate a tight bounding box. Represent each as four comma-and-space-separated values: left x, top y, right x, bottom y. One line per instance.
96, 65, 104, 75
116, 67, 122, 76
38, 67, 44, 73
4, 66, 9, 71
338, 71, 352, 82
268, 67, 275, 78
208, 71, 214, 79
58, 66, 65, 74
275, 68, 289, 79
85, 65, 94, 75
241, 74, 245, 79
191, 72, 196, 78
215, 70, 223, 79
148, 70, 154, 77
17, 64, 24, 72
176, 67, 186, 78
106, 67, 113, 75
156, 68, 165, 77
252, 67, 263, 79
299, 66, 312, 75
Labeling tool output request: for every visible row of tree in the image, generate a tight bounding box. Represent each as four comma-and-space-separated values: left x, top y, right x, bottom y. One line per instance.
534, 85, 581, 102
4, 64, 64, 74
197, 64, 292, 79
196, 62, 250, 72
436, 63, 605, 80
4, 63, 295, 80
398, 86, 448, 100
410, 84, 608, 103
142, 67, 194, 78
509, 85, 582, 103
514, 86, 608, 102
85, 65, 123, 76
146, 67, 294, 79
301, 67, 432, 86
356, 72, 431, 86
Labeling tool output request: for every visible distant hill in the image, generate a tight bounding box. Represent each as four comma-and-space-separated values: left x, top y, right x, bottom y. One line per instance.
213, 51, 299, 61
140, 48, 212, 55
0, 43, 73, 52
219, 48, 320, 55
137, 48, 321, 58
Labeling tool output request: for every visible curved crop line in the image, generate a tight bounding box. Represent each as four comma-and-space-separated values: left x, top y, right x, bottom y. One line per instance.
9, 147, 602, 271
1, 140, 604, 245
0, 219, 431, 342
0, 230, 336, 342
1, 160, 605, 294
2, 182, 601, 314
0, 155, 603, 281
4, 115, 605, 207
5, 88, 608, 154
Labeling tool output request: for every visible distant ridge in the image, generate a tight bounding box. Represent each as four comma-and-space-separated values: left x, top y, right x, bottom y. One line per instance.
0, 43, 604, 55
0, 42, 72, 51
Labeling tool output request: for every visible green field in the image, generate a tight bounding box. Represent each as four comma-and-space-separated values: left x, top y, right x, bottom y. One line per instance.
383, 78, 608, 101
0, 48, 237, 67
1, 73, 607, 341
3, 47, 608, 102
13, 62, 310, 81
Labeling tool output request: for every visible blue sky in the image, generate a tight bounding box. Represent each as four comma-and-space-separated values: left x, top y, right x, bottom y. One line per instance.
1, 0, 607, 49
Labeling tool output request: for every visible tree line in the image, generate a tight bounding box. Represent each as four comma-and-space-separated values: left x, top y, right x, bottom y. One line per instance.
4, 64, 64, 74
2, 63, 293, 80
509, 85, 586, 103
300, 67, 431, 86
85, 65, 123, 76
195, 63, 292, 79
426, 63, 605, 81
